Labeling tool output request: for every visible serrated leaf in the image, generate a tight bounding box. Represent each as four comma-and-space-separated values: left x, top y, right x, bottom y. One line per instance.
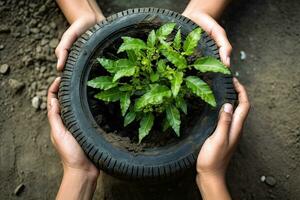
156, 22, 176, 39
94, 88, 120, 102
97, 58, 116, 73
113, 67, 135, 82
170, 71, 183, 97
150, 72, 159, 82
138, 113, 154, 143
162, 117, 170, 131
118, 37, 148, 53
161, 49, 187, 69
87, 76, 118, 90
126, 50, 137, 63
176, 95, 187, 114
147, 30, 156, 47
183, 27, 202, 55
124, 110, 136, 127
192, 57, 231, 74
119, 84, 133, 92
135, 85, 171, 111
185, 76, 216, 107
173, 29, 181, 50
120, 92, 131, 116
157, 59, 166, 73
166, 105, 181, 136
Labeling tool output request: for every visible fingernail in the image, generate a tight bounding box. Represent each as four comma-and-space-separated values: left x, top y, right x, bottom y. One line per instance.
226, 56, 230, 66
223, 103, 233, 114
233, 77, 238, 83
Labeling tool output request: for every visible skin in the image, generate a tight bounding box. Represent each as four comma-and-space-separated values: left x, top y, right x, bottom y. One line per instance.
51, 1, 249, 199
48, 77, 250, 200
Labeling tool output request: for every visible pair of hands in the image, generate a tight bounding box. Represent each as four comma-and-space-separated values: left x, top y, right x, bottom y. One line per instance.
49, 5, 249, 198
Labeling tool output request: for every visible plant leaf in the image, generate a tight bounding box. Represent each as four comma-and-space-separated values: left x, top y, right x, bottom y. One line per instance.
113, 67, 135, 82
161, 49, 187, 69
87, 76, 118, 90
150, 72, 159, 82
124, 110, 136, 127
126, 50, 137, 63
135, 85, 171, 111
170, 71, 183, 97
157, 59, 166, 73
120, 92, 131, 116
173, 29, 181, 50
147, 30, 156, 48
162, 117, 170, 131
185, 76, 216, 107
166, 105, 181, 136
183, 27, 202, 55
138, 113, 155, 143
192, 57, 231, 74
94, 88, 120, 102
156, 22, 176, 39
176, 95, 187, 114
119, 84, 133, 92
118, 37, 148, 53
97, 58, 115, 73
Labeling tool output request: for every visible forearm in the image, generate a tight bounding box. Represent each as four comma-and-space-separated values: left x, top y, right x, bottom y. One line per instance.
56, 0, 104, 24
56, 168, 98, 200
196, 174, 231, 200
183, 0, 230, 19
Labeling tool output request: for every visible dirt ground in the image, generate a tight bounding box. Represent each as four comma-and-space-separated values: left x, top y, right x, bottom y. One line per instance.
0, 0, 299, 199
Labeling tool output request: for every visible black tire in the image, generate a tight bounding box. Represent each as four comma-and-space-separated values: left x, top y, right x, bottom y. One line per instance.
58, 8, 236, 180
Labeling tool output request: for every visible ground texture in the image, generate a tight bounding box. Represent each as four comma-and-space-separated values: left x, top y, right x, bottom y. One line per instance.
0, 0, 299, 199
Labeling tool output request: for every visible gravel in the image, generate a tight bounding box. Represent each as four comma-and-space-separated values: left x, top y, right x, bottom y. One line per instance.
32, 96, 41, 110
8, 79, 25, 93
49, 38, 59, 49
14, 183, 25, 196
0, 64, 10, 75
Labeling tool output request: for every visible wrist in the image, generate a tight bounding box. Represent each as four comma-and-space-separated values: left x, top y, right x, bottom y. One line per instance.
196, 174, 231, 200
63, 165, 99, 182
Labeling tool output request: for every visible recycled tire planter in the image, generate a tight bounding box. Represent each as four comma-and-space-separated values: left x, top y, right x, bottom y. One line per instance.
58, 8, 236, 180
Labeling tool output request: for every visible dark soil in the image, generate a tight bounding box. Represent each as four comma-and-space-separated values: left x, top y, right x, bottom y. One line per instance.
0, 0, 299, 199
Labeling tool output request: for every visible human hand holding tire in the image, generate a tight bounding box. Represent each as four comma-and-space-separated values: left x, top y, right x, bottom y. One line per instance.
196, 78, 250, 199
47, 77, 99, 177
183, 10, 232, 67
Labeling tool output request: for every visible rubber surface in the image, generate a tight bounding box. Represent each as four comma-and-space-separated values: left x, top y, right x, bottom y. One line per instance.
58, 8, 236, 180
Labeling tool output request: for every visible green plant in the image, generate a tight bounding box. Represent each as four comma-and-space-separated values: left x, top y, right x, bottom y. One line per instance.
88, 23, 230, 142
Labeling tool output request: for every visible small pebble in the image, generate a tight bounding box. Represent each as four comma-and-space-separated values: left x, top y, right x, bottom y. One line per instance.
260, 175, 266, 182
265, 176, 277, 187
32, 96, 41, 110
0, 44, 4, 50
0, 64, 10, 75
49, 38, 59, 49
240, 50, 247, 60
9, 79, 25, 93
40, 102, 47, 110
235, 71, 240, 77
14, 183, 25, 196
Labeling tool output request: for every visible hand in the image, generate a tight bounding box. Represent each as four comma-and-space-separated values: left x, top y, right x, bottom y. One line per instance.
196, 78, 250, 199
47, 77, 99, 178
182, 10, 232, 66
55, 15, 104, 71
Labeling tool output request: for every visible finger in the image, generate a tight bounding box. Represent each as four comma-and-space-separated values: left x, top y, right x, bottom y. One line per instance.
47, 77, 61, 111
55, 29, 78, 71
229, 78, 251, 147
47, 78, 67, 139
211, 103, 233, 145
210, 23, 232, 67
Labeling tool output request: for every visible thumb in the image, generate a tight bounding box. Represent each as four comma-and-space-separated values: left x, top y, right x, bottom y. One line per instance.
212, 103, 233, 143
